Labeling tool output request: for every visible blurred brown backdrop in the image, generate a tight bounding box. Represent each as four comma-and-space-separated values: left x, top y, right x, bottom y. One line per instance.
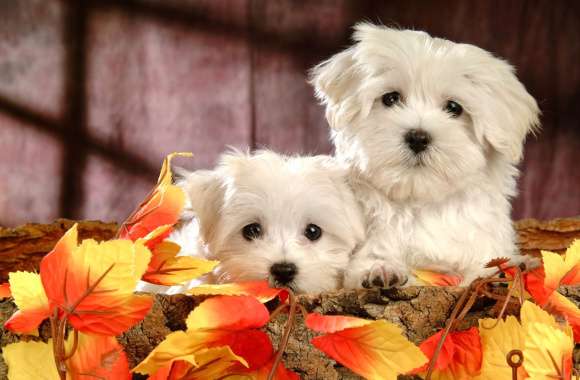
0, 0, 578, 227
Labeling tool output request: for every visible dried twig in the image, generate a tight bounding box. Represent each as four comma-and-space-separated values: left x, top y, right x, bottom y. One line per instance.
268, 288, 298, 380
425, 261, 528, 380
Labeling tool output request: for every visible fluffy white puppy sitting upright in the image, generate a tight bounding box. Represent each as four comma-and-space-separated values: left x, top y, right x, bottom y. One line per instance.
310, 24, 540, 288
168, 150, 365, 294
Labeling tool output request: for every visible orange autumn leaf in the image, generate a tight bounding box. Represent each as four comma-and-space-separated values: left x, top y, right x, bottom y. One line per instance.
0, 282, 11, 299
4, 271, 51, 334
522, 266, 548, 304
526, 242, 580, 305
521, 241, 580, 342
148, 360, 192, 380
118, 153, 192, 241
411, 327, 482, 380
39, 224, 153, 335
134, 296, 273, 376
187, 280, 284, 303
66, 332, 130, 379
307, 314, 426, 380
412, 269, 463, 286
141, 239, 218, 286
186, 295, 270, 330
544, 292, 580, 342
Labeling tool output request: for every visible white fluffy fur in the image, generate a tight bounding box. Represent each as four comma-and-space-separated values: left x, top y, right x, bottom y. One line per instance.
310, 24, 540, 287
161, 150, 365, 294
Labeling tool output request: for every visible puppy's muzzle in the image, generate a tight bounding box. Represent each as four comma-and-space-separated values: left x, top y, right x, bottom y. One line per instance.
404, 129, 431, 154
270, 262, 297, 285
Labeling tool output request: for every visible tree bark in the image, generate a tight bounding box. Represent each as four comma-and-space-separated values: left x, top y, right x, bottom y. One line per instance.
0, 217, 579, 379
1, 286, 578, 379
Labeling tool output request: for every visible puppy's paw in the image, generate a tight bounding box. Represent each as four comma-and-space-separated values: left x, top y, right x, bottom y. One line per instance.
361, 261, 408, 289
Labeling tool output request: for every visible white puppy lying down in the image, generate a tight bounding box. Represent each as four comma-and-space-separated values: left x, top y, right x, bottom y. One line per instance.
310, 24, 540, 288
138, 150, 365, 294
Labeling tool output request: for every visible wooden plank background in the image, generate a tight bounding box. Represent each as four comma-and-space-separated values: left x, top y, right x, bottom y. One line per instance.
0, 0, 578, 227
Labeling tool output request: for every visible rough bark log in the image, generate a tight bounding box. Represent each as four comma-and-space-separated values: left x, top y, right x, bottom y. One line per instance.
0, 217, 579, 379
1, 287, 578, 379
0, 219, 118, 282
515, 217, 580, 256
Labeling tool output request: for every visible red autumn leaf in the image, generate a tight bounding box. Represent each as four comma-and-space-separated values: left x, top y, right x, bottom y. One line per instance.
66, 332, 130, 379
185, 295, 273, 370
134, 295, 274, 376
240, 355, 301, 380
0, 282, 11, 299
118, 153, 191, 241
39, 224, 153, 335
522, 266, 549, 304
411, 327, 482, 379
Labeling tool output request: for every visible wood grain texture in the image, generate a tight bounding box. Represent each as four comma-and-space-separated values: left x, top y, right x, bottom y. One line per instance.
0, 0, 578, 226
0, 219, 117, 282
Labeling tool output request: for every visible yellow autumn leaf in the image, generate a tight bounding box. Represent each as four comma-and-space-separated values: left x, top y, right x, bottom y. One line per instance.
524, 322, 573, 379
3, 340, 59, 380
184, 346, 249, 379
141, 240, 218, 286
520, 300, 560, 331
4, 271, 51, 334
157, 152, 193, 186
310, 319, 427, 380
476, 316, 525, 380
132, 330, 215, 375
542, 240, 580, 292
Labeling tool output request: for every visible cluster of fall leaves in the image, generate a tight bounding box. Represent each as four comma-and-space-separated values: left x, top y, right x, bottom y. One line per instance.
0, 153, 578, 380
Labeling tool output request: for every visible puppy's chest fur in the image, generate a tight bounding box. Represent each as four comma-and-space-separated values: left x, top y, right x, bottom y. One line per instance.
352, 177, 517, 283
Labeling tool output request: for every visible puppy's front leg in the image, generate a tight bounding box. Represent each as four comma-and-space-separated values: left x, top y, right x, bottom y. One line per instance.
344, 244, 409, 289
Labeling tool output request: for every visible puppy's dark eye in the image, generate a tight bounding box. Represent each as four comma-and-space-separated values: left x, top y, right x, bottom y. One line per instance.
381, 91, 401, 107
304, 224, 322, 241
242, 223, 262, 241
445, 100, 463, 117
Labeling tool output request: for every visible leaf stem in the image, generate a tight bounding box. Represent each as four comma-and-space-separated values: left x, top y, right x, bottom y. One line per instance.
267, 288, 297, 380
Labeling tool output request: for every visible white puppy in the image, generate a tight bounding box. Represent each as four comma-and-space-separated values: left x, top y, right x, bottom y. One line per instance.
167, 150, 365, 294
310, 24, 540, 288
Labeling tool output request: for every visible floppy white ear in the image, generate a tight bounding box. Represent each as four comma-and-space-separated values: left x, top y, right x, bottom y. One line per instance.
175, 168, 224, 244
467, 54, 540, 163
309, 47, 363, 129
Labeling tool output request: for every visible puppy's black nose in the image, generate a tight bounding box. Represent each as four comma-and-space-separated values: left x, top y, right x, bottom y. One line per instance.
270, 262, 297, 284
404, 129, 431, 154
